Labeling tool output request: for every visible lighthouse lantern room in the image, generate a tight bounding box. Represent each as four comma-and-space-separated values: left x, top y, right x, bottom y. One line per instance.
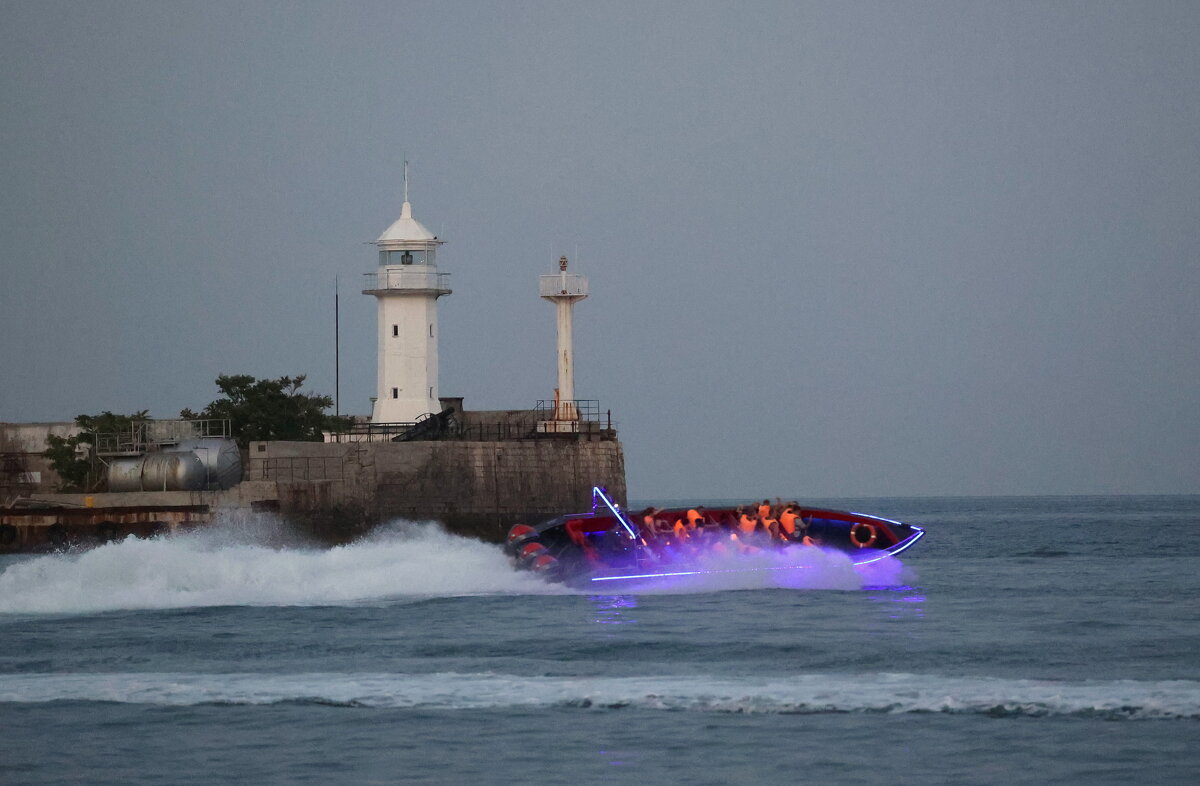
363, 169, 451, 424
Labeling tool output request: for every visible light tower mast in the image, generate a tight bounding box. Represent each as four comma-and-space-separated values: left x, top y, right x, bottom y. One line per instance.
539, 256, 588, 427
363, 167, 451, 424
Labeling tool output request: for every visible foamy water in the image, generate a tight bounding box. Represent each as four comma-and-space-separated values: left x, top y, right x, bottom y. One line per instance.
0, 513, 907, 614
1, 670, 1195, 719
3, 497, 1199, 784
0, 515, 556, 614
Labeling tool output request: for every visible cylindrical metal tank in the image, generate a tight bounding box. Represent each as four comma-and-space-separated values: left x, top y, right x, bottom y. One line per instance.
107, 452, 207, 492
170, 439, 243, 490
107, 457, 147, 493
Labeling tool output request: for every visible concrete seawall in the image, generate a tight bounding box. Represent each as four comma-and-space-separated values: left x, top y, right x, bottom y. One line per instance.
2, 437, 626, 550
250, 438, 627, 541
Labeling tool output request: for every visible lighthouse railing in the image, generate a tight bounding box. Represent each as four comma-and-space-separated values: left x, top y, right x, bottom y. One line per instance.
538, 273, 588, 297
363, 270, 451, 292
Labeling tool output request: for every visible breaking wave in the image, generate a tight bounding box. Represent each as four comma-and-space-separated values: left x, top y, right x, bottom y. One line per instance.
1, 671, 1196, 720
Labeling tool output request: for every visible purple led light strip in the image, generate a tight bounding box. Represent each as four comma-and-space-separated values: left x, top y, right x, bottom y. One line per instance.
591, 563, 816, 583
590, 528, 926, 581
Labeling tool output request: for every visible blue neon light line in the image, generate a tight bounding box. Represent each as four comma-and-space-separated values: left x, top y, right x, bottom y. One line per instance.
591, 563, 817, 582
849, 513, 906, 526
846, 528, 925, 565
591, 486, 639, 540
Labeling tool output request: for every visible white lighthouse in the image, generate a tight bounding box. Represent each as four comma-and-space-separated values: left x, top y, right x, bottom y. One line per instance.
364, 171, 451, 424
539, 256, 588, 429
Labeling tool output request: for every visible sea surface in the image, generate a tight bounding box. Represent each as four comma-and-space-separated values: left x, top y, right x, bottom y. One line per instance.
1, 495, 1197, 784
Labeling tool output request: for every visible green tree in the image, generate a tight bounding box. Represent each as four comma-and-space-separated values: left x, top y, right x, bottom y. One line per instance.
182, 374, 351, 447
44, 410, 149, 492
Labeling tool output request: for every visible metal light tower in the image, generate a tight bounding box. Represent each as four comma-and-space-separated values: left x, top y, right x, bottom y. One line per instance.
539, 256, 588, 423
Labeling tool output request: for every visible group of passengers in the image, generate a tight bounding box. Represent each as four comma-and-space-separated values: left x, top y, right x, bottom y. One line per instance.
635, 499, 818, 555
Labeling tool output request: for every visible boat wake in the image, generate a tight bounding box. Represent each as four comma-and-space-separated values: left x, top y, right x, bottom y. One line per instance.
0, 513, 557, 614
0, 511, 914, 615
1, 671, 1196, 720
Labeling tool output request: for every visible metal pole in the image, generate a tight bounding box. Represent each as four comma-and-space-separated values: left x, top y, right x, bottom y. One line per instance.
335, 275, 340, 420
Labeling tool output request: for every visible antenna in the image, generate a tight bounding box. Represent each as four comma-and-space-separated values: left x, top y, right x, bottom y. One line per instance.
403, 159, 409, 203
334, 275, 340, 419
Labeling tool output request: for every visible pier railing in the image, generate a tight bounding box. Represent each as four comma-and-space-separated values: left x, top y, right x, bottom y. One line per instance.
324, 403, 616, 443
94, 418, 233, 457
249, 455, 347, 483
535, 399, 603, 423
325, 421, 538, 443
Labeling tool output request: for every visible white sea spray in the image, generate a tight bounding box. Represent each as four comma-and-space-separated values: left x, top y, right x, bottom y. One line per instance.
0, 513, 558, 614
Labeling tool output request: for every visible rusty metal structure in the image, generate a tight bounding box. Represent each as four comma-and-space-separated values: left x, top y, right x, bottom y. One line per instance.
0, 502, 211, 551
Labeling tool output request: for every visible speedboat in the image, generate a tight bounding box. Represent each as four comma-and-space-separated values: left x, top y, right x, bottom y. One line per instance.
505, 487, 925, 588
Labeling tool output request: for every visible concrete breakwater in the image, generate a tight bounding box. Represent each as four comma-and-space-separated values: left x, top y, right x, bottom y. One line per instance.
1, 437, 626, 552
250, 437, 627, 541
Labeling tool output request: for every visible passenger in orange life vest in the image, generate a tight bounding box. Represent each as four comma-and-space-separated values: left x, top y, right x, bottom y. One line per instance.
732, 509, 763, 553
672, 517, 690, 541
686, 508, 704, 526
779, 506, 799, 538
762, 515, 782, 541
757, 500, 772, 521
640, 508, 659, 540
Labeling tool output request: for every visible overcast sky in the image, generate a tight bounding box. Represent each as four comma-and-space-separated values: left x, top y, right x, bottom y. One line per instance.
2, 1, 1197, 498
